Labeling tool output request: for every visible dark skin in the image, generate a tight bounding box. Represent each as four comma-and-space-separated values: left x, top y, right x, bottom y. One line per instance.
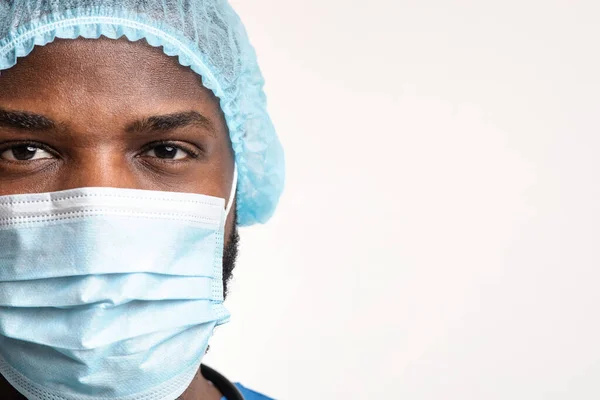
0, 38, 236, 400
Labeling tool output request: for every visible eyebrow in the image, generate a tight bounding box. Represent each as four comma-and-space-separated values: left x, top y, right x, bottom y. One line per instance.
126, 111, 216, 137
0, 109, 216, 138
0, 109, 56, 130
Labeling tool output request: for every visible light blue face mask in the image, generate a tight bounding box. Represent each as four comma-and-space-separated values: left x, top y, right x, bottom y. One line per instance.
0, 168, 237, 400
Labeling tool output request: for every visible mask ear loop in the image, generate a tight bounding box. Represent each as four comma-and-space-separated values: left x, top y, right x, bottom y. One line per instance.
225, 163, 238, 218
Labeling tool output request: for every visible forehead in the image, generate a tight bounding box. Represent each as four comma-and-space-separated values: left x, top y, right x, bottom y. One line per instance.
0, 38, 221, 115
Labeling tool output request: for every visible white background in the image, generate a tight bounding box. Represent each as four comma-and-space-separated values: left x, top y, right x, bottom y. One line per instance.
204, 1, 600, 399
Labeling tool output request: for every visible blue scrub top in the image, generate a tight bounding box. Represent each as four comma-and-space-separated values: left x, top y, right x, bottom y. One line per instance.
221, 383, 274, 400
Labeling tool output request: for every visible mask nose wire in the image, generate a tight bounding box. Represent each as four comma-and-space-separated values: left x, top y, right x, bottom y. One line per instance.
225, 163, 238, 218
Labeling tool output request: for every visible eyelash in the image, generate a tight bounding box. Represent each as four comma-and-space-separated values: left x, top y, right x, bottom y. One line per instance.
0, 141, 58, 158
0, 141, 202, 159
138, 140, 202, 159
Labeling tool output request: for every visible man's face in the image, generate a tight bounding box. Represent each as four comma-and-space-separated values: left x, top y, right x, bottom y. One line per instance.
0, 37, 239, 399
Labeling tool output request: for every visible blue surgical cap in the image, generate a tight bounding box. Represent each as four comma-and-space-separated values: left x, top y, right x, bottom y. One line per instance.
0, 0, 285, 226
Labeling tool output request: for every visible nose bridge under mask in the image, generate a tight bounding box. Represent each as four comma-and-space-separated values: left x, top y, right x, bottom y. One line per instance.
45, 162, 238, 215
59, 156, 140, 191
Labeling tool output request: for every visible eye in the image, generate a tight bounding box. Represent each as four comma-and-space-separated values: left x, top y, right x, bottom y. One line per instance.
0, 144, 55, 161
142, 143, 195, 160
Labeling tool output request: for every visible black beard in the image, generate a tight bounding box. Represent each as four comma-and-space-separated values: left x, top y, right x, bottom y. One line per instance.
222, 212, 239, 299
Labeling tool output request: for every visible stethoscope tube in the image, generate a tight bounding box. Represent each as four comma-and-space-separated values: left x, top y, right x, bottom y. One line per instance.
200, 365, 245, 400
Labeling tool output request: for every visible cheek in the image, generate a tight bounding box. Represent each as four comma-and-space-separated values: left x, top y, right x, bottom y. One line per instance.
169, 138, 234, 197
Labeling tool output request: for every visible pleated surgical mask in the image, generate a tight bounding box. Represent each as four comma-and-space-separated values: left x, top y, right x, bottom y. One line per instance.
0, 167, 237, 400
